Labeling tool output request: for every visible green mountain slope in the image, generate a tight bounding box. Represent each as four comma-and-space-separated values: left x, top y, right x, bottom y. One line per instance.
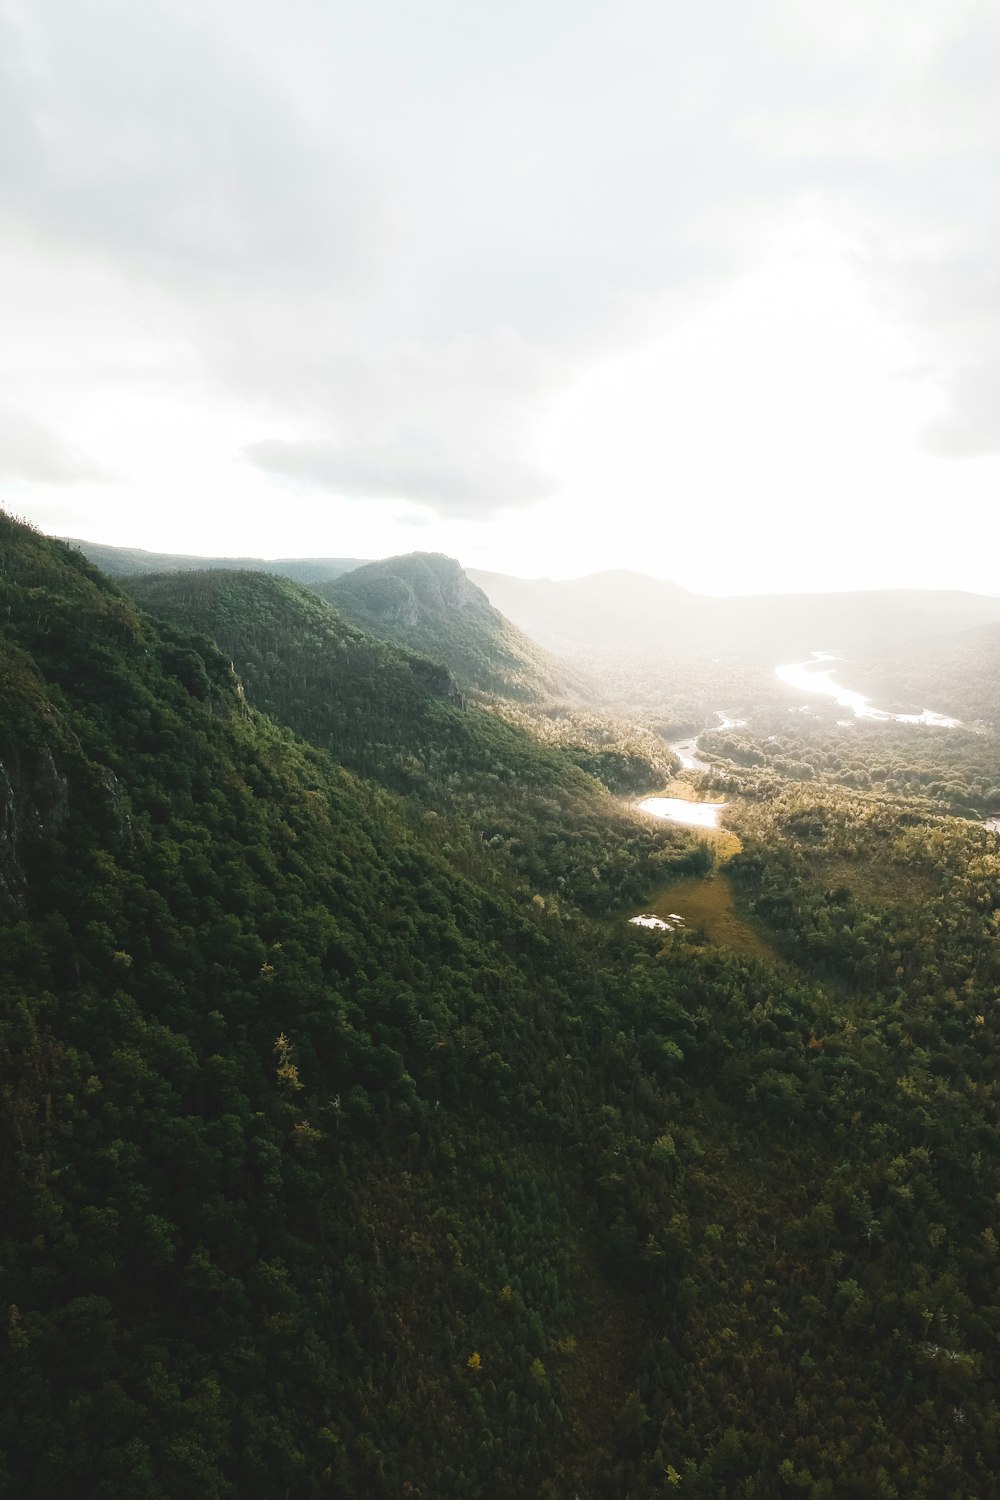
319, 551, 579, 702
5, 515, 1000, 1496
125, 568, 683, 906
126, 569, 464, 776
2, 515, 692, 1495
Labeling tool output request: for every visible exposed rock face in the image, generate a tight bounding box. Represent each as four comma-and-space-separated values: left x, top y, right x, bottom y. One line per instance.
323, 552, 576, 703
0, 761, 19, 910
0, 746, 68, 911
96, 767, 134, 849
409, 656, 465, 709
0, 747, 138, 911
29, 745, 70, 836
347, 557, 484, 631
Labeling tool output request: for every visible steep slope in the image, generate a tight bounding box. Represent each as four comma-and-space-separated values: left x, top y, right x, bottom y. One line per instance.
125, 569, 682, 900
127, 570, 464, 781
6, 516, 1000, 1496
0, 514, 695, 1495
61, 535, 368, 584
320, 551, 580, 701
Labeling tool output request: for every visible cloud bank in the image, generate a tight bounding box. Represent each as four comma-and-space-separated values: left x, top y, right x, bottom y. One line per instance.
3, 0, 1000, 531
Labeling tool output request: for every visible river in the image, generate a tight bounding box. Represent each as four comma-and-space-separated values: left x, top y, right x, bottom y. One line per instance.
670, 712, 746, 772
670, 736, 710, 772
637, 660, 987, 954
775, 653, 961, 727
664, 658, 960, 788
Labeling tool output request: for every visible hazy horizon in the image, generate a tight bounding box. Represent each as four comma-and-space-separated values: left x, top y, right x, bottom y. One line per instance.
4, 3, 1000, 594
57, 528, 1000, 600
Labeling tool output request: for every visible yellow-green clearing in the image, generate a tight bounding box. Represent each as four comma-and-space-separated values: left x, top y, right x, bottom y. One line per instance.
642, 870, 779, 963
633, 782, 778, 960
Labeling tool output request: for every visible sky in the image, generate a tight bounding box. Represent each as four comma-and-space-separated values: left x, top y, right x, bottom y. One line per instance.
1, 0, 999, 594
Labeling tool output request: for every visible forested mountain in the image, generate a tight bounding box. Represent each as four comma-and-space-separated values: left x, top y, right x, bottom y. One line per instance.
61, 536, 368, 585
306, 551, 677, 793
0, 515, 701, 1496
5, 513, 1000, 1497
125, 568, 679, 898
126, 569, 466, 773
318, 552, 578, 703
470, 567, 1000, 663
66, 534, 1000, 696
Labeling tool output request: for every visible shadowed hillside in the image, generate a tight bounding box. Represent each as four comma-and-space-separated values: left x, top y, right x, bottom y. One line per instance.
125, 566, 687, 907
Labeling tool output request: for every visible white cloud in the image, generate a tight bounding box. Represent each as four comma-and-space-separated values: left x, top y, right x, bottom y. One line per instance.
0, 406, 111, 484
3, 0, 1000, 579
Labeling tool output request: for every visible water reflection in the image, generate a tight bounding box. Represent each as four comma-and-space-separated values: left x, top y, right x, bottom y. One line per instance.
629, 913, 683, 931
670, 738, 710, 772
637, 796, 727, 829
775, 653, 961, 727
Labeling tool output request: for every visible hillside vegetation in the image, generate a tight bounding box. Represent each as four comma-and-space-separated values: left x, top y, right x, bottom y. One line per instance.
315, 552, 580, 703
3, 515, 1000, 1496
126, 568, 684, 908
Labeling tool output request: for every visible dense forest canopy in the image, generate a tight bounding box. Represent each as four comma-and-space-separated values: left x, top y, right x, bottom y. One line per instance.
3, 514, 1000, 1497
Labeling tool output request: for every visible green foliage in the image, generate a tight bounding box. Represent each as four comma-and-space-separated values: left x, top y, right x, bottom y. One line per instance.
3, 514, 1000, 1496
64, 535, 368, 586
126, 566, 694, 913
319, 551, 577, 703
704, 713, 1000, 820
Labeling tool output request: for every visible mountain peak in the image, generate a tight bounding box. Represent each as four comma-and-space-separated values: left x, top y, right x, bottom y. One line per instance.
338, 553, 483, 623
318, 552, 578, 702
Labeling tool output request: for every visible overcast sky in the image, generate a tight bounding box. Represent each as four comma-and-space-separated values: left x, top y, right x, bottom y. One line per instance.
2, 0, 999, 593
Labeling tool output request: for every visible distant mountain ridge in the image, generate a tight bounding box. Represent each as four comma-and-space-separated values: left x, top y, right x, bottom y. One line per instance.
59, 537, 676, 788
61, 536, 368, 585
62, 535, 1000, 667
469, 567, 1000, 661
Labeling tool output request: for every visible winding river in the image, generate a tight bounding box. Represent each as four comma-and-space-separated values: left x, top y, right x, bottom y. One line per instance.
661, 658, 962, 794
653, 656, 969, 829
775, 653, 961, 727
634, 659, 993, 954
656, 658, 997, 839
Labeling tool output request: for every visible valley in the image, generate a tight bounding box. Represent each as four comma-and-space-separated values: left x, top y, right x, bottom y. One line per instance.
14, 10, 1000, 1494
3, 521, 1000, 1497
